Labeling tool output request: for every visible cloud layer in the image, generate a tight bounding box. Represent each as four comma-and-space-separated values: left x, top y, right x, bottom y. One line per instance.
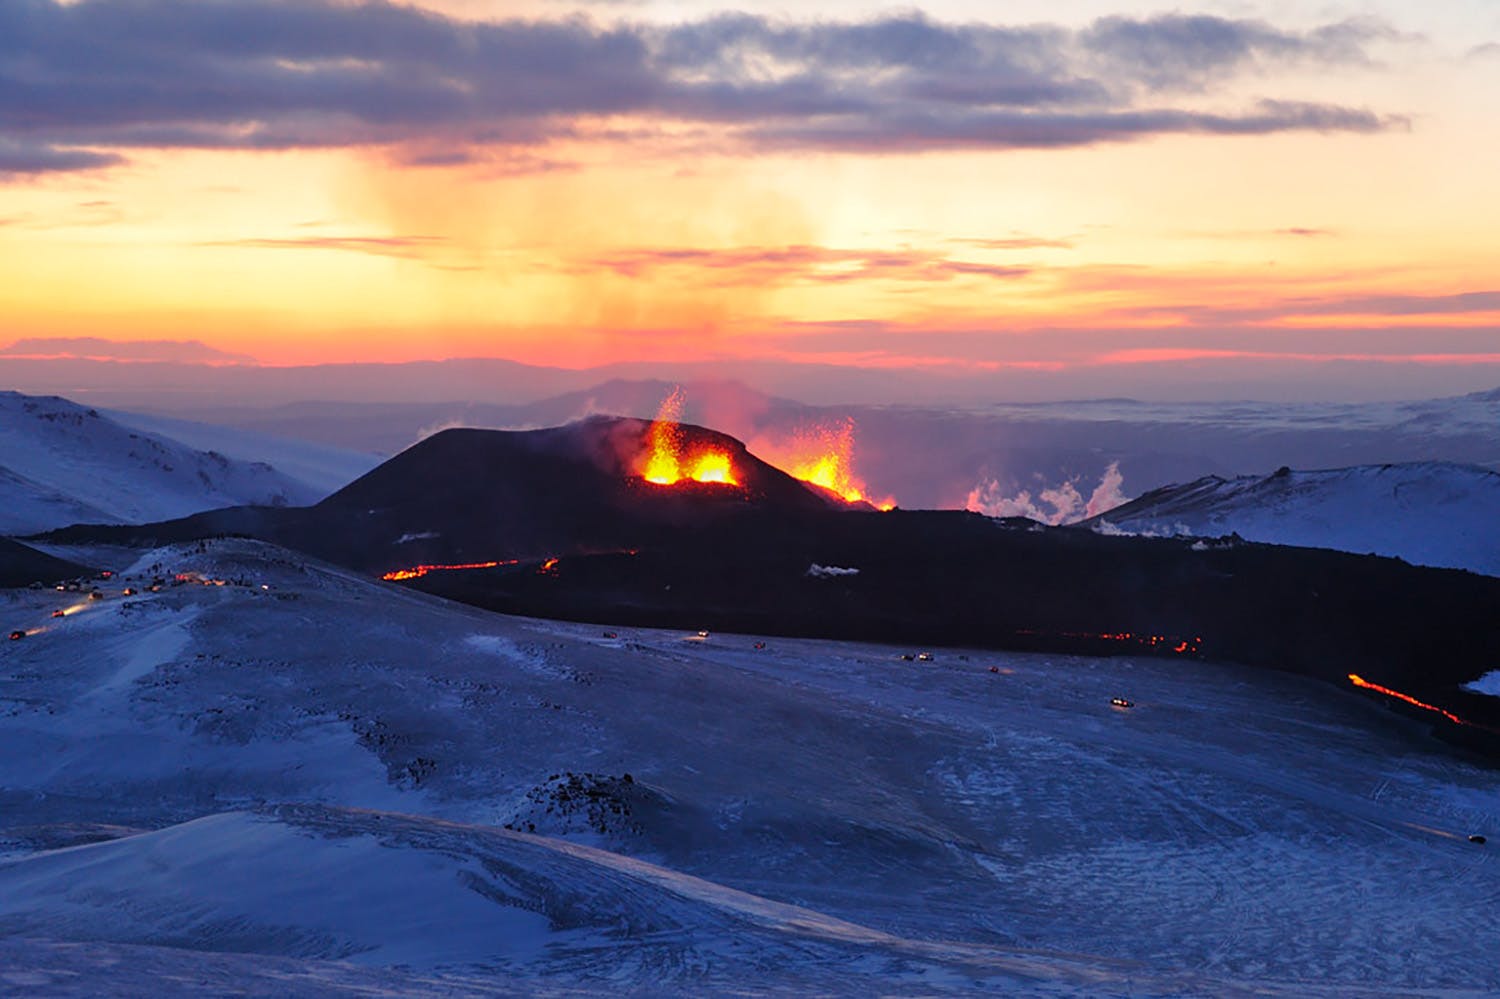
589, 245, 1031, 285
0, 337, 253, 363
0, 1, 1404, 175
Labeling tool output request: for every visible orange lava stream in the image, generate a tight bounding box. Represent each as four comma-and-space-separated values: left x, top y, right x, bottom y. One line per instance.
383, 560, 517, 582
1348, 673, 1471, 727
640, 387, 740, 486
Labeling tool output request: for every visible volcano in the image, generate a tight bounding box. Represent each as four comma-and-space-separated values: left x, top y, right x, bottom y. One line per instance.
35, 416, 1500, 753
38, 416, 843, 575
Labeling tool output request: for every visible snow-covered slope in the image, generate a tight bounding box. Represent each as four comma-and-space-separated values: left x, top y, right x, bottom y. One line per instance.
102, 407, 379, 499
2, 538, 1498, 994
0, 392, 324, 536
1090, 462, 1500, 576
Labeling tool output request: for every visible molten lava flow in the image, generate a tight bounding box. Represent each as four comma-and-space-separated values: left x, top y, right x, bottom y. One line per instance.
770, 418, 894, 509
639, 386, 740, 486
1348, 673, 1471, 727
383, 560, 517, 582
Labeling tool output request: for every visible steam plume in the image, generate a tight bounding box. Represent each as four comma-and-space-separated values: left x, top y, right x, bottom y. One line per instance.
966, 462, 1128, 525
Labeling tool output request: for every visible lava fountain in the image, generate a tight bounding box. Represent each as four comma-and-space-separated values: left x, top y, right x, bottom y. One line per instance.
640, 387, 741, 486
771, 418, 895, 509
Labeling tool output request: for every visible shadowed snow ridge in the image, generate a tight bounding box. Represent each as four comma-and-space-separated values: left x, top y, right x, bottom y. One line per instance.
1088, 462, 1500, 576
0, 391, 323, 535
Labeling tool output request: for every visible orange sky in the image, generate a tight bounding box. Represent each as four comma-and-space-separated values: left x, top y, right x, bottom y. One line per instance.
1, 0, 1497, 389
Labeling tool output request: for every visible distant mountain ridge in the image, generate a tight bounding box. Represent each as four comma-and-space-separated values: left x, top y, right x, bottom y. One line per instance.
1087, 462, 1500, 577
76, 377, 1500, 513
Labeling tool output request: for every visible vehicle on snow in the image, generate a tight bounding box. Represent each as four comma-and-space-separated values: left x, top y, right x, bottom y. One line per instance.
1470, 834, 1487, 845
917, 652, 934, 662
51, 609, 65, 619
8, 630, 25, 641
1111, 697, 1134, 709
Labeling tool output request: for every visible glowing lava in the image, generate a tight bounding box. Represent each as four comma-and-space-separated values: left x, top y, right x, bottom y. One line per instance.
690, 451, 734, 483
1013, 629, 1202, 655
643, 387, 687, 484
383, 560, 517, 582
772, 418, 894, 509
640, 387, 740, 486
1348, 673, 1471, 727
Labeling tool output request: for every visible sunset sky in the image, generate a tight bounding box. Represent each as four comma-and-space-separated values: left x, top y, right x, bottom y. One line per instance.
2, 0, 1498, 394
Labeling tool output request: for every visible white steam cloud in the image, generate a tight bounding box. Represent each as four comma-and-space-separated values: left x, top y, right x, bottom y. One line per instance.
807, 563, 860, 578
413, 418, 476, 445
965, 462, 1129, 525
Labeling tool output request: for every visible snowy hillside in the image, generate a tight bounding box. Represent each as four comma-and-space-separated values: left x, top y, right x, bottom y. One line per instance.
0, 392, 324, 536
2, 538, 1499, 994
1090, 462, 1500, 577
102, 407, 379, 499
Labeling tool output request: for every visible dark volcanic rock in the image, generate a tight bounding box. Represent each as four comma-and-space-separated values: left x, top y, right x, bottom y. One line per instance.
0, 538, 93, 588
408, 512, 1500, 753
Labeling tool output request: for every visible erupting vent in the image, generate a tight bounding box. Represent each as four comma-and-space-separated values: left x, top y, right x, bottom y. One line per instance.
634, 387, 895, 508
775, 417, 895, 510
640, 387, 742, 487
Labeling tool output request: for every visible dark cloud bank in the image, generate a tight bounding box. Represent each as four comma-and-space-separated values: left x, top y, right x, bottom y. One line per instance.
0, 0, 1405, 175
